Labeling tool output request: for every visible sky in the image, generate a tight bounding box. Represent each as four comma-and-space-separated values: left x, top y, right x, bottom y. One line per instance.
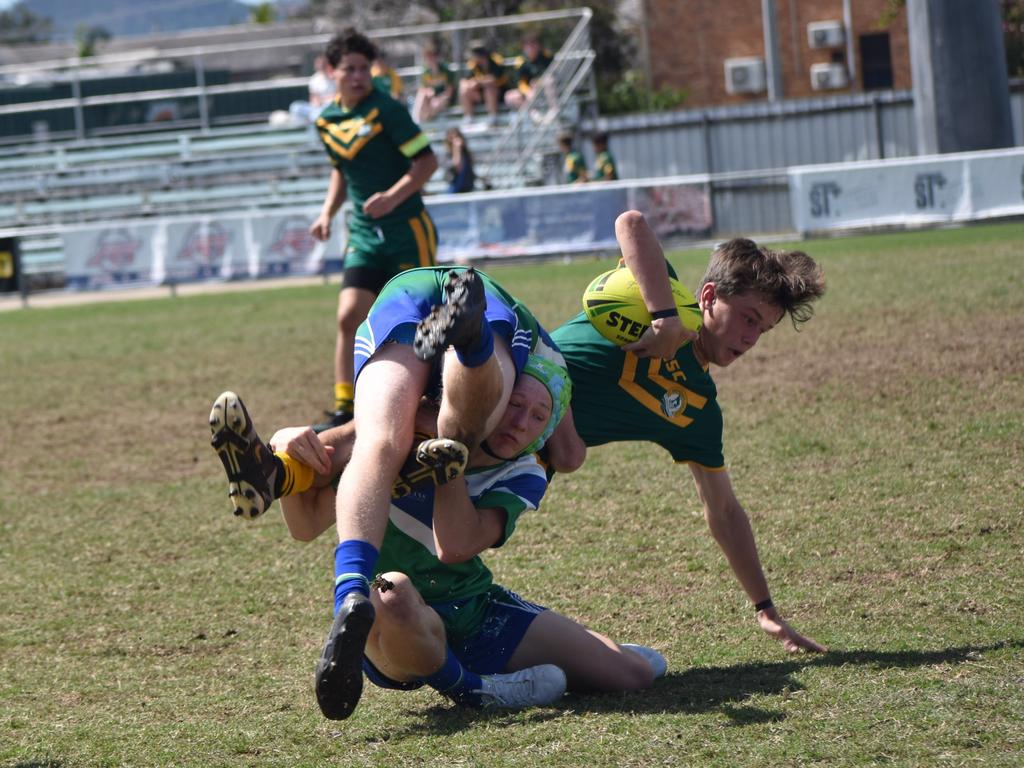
0, 0, 269, 9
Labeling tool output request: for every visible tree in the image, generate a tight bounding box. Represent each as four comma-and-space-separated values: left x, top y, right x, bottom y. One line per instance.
0, 2, 53, 44
881, 0, 1024, 75
75, 24, 111, 58
250, 2, 277, 25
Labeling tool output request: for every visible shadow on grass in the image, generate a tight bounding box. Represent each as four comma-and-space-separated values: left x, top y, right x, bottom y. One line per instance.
584, 638, 1024, 724
376, 638, 1022, 737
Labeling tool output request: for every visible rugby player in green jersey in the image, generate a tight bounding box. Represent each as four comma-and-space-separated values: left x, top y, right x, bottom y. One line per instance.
308, 29, 440, 430
546, 210, 828, 655
210, 346, 665, 718
237, 365, 663, 711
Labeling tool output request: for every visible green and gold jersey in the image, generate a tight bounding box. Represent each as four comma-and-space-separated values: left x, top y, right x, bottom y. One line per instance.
375, 454, 549, 638
552, 312, 725, 469
563, 150, 587, 183
593, 150, 618, 181
315, 90, 430, 225
371, 63, 403, 97
467, 53, 509, 89
512, 50, 552, 93
420, 64, 455, 95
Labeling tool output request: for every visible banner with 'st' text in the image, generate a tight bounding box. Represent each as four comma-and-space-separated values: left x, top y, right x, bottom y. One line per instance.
789, 147, 1024, 234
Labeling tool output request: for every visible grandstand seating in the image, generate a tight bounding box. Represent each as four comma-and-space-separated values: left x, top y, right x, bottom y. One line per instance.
3, 9, 596, 286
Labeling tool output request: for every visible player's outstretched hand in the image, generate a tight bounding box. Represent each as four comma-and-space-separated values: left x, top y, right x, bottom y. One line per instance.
757, 605, 827, 653
269, 426, 334, 477
309, 214, 332, 242
622, 314, 698, 360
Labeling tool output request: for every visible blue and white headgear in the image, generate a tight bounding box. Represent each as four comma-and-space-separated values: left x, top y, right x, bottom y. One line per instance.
519, 353, 572, 456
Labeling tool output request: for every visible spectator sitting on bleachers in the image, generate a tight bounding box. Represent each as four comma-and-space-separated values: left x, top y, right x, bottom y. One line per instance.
412, 43, 455, 124
443, 127, 475, 194
371, 49, 403, 100
458, 41, 509, 128
504, 34, 553, 111
287, 54, 338, 125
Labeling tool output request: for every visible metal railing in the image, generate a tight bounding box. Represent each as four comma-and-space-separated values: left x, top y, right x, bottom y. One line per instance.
476, 8, 596, 188
0, 7, 595, 144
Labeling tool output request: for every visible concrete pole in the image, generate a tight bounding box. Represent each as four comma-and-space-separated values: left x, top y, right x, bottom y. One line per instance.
762, 0, 783, 101
907, 0, 1013, 154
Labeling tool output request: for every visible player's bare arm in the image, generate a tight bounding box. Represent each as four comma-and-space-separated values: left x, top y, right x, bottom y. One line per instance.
616, 210, 698, 359
542, 405, 587, 474
363, 150, 439, 219
310, 167, 347, 240
431, 480, 506, 564
689, 463, 826, 653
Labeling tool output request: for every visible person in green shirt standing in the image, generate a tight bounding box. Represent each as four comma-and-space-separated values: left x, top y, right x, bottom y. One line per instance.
308, 29, 439, 429
558, 132, 588, 184
591, 132, 618, 181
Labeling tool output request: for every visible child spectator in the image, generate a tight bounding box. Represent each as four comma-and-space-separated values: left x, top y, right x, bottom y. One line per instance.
371, 49, 403, 100
412, 43, 455, 123
504, 34, 553, 110
591, 132, 618, 181
458, 40, 509, 127
558, 132, 588, 184
444, 128, 476, 193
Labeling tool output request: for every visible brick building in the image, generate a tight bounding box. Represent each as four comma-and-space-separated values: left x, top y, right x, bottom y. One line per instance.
640, 0, 910, 106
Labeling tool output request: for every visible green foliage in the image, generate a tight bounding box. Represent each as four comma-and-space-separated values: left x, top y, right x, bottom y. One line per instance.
74, 24, 111, 58
880, 0, 1024, 75
598, 69, 688, 115
1, 222, 1023, 765
0, 2, 52, 44
249, 2, 277, 25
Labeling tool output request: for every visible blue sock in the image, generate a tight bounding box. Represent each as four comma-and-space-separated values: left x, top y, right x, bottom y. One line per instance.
455, 319, 494, 368
422, 647, 483, 706
333, 539, 378, 614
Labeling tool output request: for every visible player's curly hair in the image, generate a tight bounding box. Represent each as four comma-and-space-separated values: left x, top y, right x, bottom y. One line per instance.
701, 238, 826, 328
324, 28, 377, 68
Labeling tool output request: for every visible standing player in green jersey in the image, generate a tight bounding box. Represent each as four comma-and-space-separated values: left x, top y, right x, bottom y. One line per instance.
309, 29, 439, 429
547, 210, 829, 655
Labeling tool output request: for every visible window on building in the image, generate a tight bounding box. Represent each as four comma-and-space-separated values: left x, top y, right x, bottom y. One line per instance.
860, 32, 893, 90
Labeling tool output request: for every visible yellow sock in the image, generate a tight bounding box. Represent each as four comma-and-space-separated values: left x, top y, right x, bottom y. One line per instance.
334, 382, 354, 412
275, 451, 315, 496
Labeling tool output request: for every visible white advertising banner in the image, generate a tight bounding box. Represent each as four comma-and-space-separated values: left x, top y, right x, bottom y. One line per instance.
789, 147, 1024, 234
63, 224, 159, 291
58, 177, 712, 292
163, 218, 250, 283
429, 176, 712, 261
966, 152, 1024, 220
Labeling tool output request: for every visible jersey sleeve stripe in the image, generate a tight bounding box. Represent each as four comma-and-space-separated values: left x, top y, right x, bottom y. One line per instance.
400, 132, 431, 158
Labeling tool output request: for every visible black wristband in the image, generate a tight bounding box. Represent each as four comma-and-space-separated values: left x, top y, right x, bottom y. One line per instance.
754, 598, 774, 613
649, 307, 679, 320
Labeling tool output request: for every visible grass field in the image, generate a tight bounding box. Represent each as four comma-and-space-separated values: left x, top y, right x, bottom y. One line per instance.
1, 222, 1023, 767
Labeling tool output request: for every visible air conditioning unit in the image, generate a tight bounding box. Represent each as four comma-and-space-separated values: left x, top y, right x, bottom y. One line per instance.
808, 21, 845, 49
724, 57, 766, 95
810, 62, 849, 90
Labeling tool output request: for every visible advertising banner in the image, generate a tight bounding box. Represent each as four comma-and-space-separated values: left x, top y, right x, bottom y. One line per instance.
63, 224, 158, 290
790, 147, 1024, 234
56, 178, 713, 293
